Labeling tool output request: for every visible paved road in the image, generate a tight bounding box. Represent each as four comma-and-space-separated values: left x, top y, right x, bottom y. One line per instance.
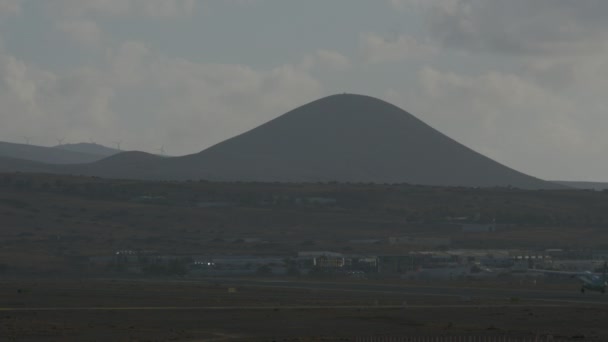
0, 303, 587, 312
1, 277, 607, 312
202, 278, 608, 306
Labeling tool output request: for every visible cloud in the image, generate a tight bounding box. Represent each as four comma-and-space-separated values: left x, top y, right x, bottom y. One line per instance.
359, 32, 436, 64
137, 0, 196, 17
381, 0, 608, 180
0, 52, 117, 145
388, 0, 452, 11
300, 49, 351, 71
395, 0, 608, 55
49, 0, 196, 18
0, 0, 21, 15
0, 41, 323, 154
313, 50, 352, 70
48, 0, 198, 51
5, 1, 608, 181
55, 20, 104, 48
384, 66, 608, 180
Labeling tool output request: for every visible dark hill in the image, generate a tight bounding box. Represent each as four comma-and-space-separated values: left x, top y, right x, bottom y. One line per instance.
92, 151, 164, 166
554, 181, 608, 190
0, 141, 106, 164
0, 94, 564, 189
154, 94, 560, 188
54, 143, 121, 157
0, 156, 55, 173
61, 152, 165, 179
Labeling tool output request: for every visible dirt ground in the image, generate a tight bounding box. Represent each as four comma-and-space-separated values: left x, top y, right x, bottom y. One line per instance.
0, 279, 607, 341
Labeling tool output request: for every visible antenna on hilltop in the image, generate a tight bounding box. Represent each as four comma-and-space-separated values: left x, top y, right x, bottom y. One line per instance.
113, 140, 122, 150
22, 136, 32, 145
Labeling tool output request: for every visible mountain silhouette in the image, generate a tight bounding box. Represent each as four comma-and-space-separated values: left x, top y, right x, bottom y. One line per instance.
0, 141, 108, 164
0, 156, 54, 173
54, 143, 121, 157
0, 94, 563, 189
160, 94, 560, 188
553, 181, 608, 190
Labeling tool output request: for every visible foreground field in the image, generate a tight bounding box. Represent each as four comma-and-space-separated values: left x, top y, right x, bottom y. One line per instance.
1, 279, 607, 341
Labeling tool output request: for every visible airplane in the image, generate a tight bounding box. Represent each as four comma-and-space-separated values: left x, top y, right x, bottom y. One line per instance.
530, 262, 607, 294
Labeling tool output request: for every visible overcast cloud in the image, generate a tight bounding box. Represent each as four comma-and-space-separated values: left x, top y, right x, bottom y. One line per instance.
1, 0, 607, 181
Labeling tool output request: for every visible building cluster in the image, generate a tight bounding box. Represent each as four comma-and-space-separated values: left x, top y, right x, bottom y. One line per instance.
89, 247, 608, 279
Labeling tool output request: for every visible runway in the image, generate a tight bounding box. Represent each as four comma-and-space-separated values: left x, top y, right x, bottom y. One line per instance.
0, 303, 588, 312
201, 278, 608, 306
3, 278, 607, 340
1, 277, 607, 312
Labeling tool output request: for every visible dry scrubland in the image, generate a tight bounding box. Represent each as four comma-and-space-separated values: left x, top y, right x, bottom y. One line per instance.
1, 174, 608, 340
1, 173, 608, 273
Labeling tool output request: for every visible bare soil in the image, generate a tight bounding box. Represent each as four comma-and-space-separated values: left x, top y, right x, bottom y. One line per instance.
0, 279, 606, 341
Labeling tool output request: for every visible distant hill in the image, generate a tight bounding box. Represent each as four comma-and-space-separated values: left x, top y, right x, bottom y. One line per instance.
54, 143, 121, 157
61, 151, 165, 179
0, 95, 565, 189
0, 141, 107, 164
78, 95, 565, 188
93, 151, 164, 166
148, 94, 560, 188
554, 181, 608, 190
0, 156, 54, 173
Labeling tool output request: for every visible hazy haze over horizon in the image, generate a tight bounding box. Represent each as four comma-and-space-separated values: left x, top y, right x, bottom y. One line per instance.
1, 0, 607, 181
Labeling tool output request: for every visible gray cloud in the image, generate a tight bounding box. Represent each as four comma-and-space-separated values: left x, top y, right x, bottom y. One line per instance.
381, 0, 608, 180
384, 65, 608, 181
3, 1, 608, 181
55, 19, 104, 48
49, 0, 197, 18
0, 0, 20, 15
359, 32, 437, 64
395, 0, 608, 55
0, 40, 323, 154
305, 50, 352, 71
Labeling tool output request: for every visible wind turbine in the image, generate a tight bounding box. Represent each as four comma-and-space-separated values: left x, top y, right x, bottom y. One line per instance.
56, 138, 66, 146
157, 145, 166, 156
22, 136, 32, 145
113, 140, 122, 150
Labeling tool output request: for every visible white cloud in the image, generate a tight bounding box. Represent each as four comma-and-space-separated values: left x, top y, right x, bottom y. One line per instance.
359, 32, 436, 64
381, 0, 608, 180
0, 52, 117, 145
384, 66, 608, 180
397, 0, 608, 55
50, 0, 196, 18
388, 0, 458, 11
313, 50, 351, 70
135, 0, 196, 18
48, 0, 198, 51
0, 41, 322, 154
56, 20, 103, 48
300, 49, 351, 71
0, 0, 21, 15
5, 1, 608, 181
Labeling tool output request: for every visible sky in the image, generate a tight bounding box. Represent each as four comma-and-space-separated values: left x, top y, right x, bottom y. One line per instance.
1, 0, 607, 181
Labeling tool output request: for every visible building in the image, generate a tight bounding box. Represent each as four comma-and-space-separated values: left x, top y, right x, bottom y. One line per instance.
314, 255, 348, 268
297, 251, 343, 258
377, 255, 415, 274
388, 236, 451, 247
